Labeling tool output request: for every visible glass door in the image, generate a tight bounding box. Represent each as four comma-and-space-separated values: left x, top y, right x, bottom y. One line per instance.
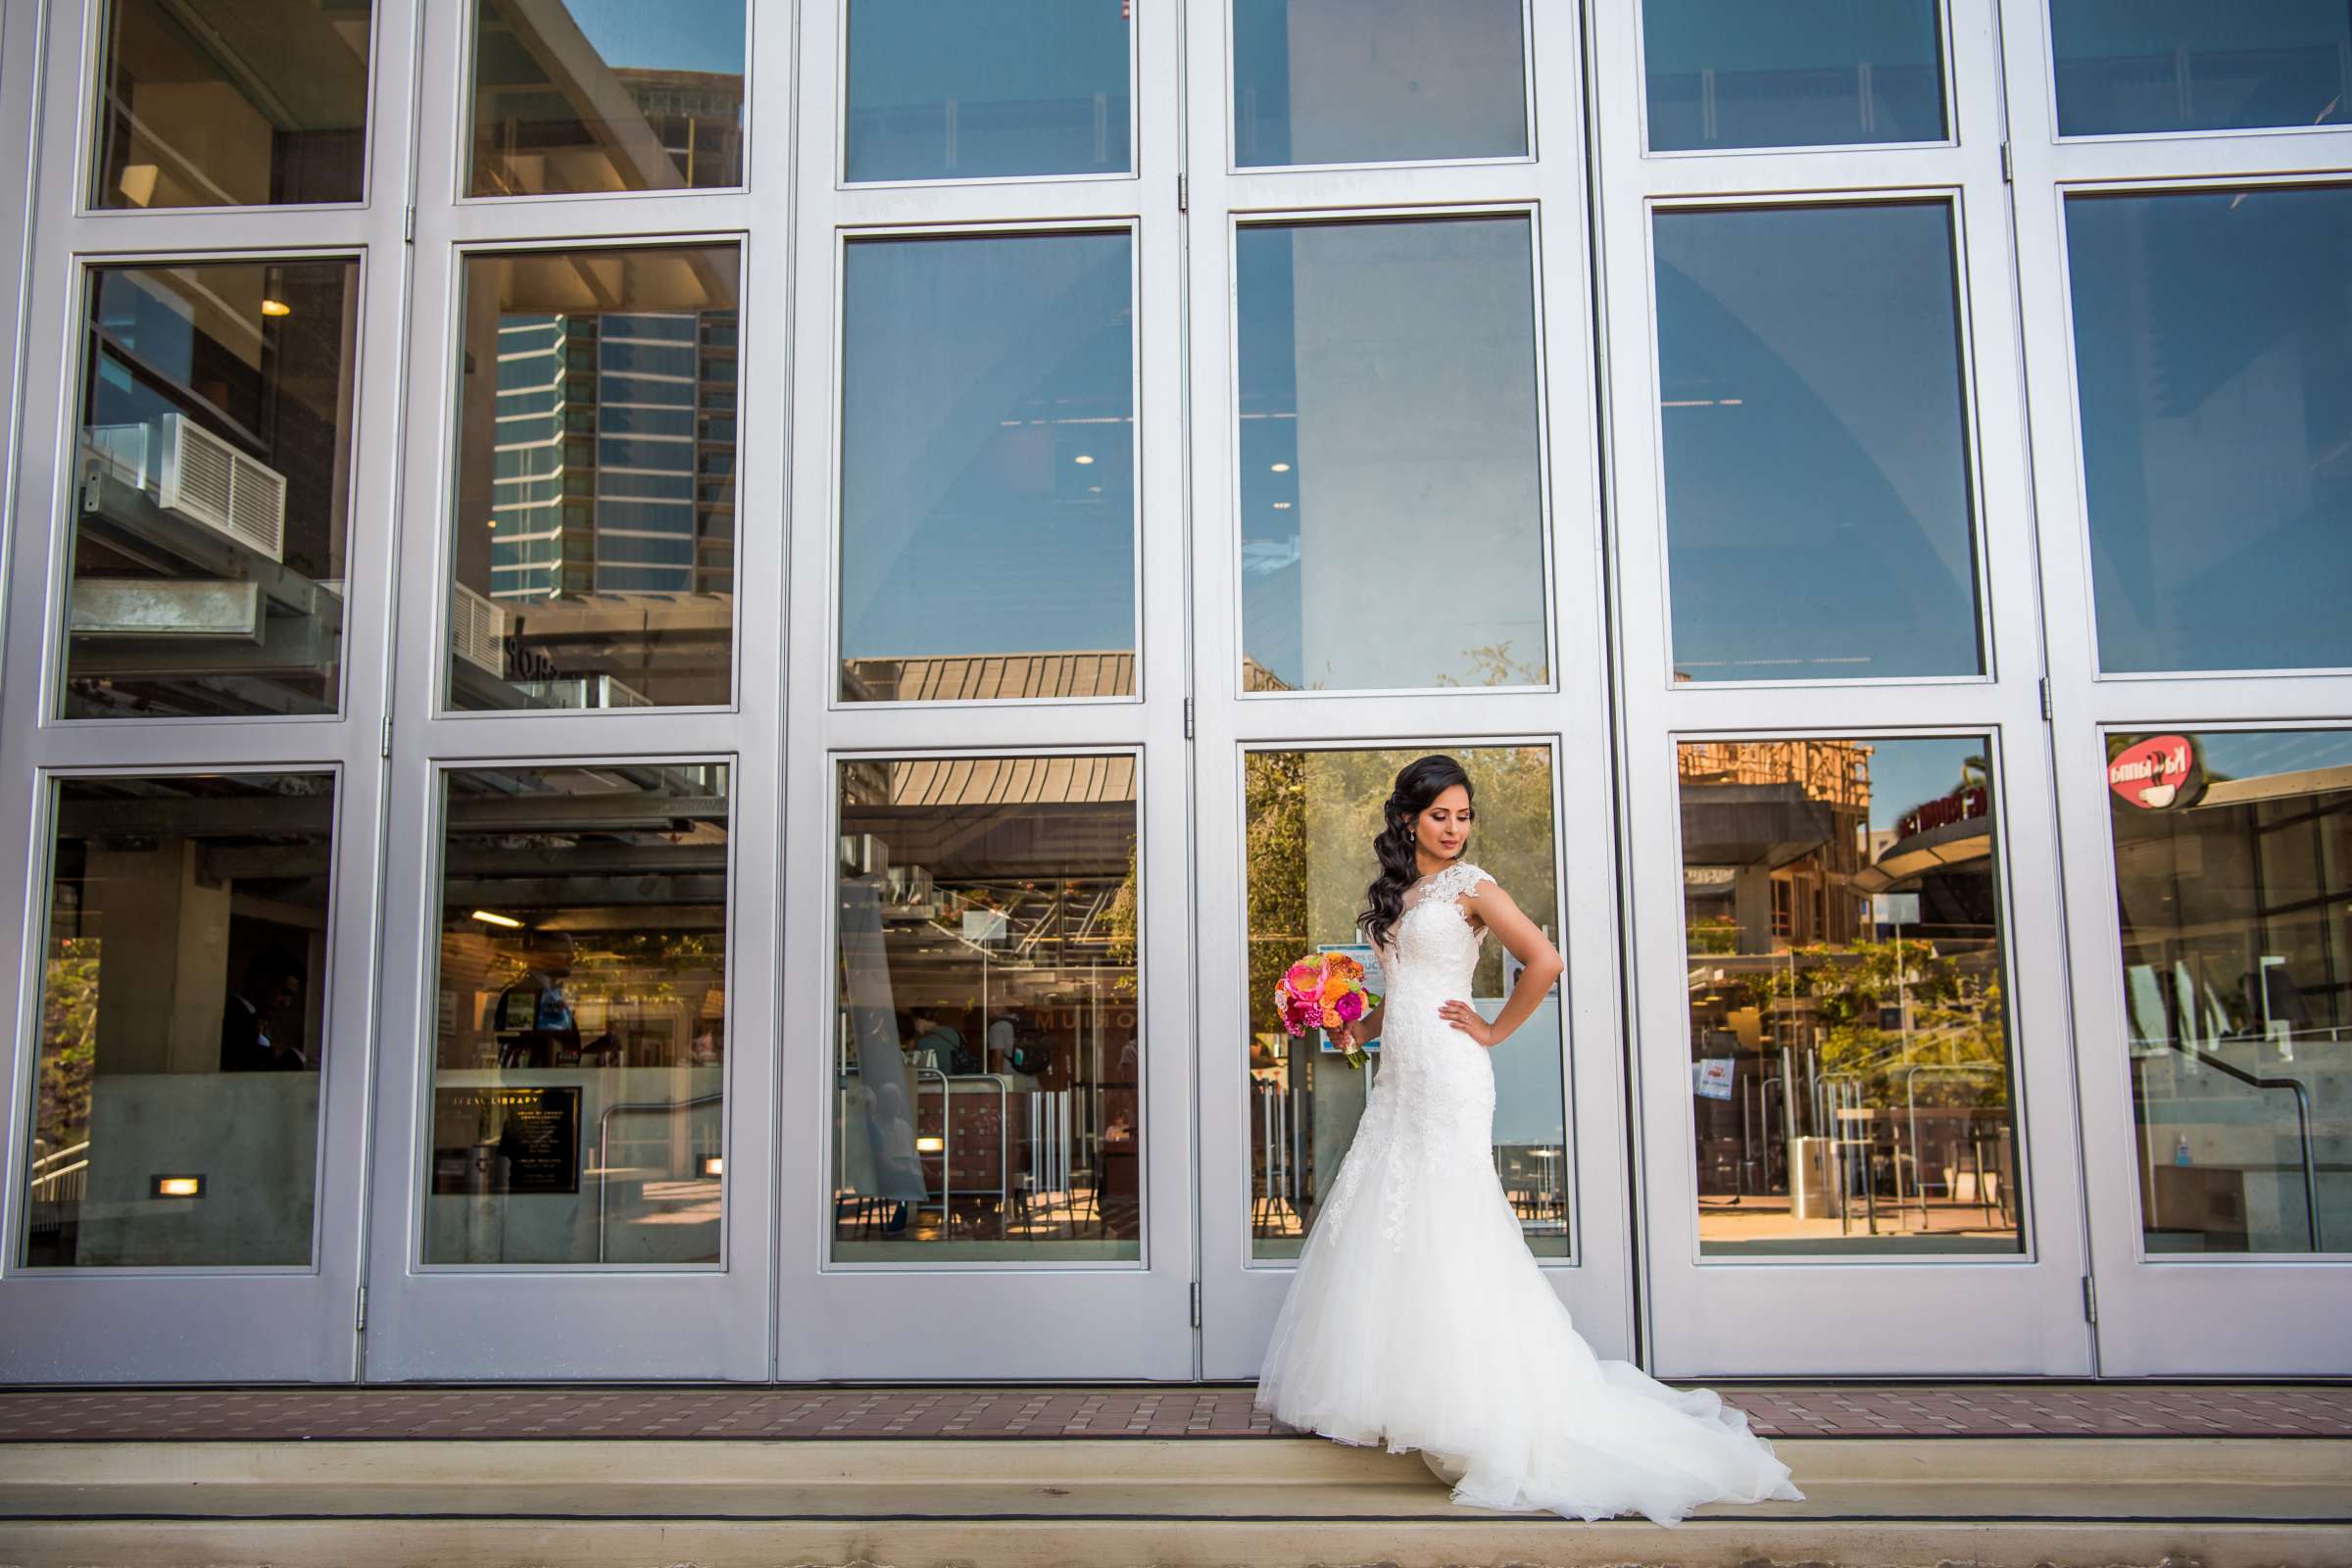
1592, 0, 2093, 1375
773, 0, 1195, 1381
2001, 0, 2352, 1376
1186, 0, 1641, 1378
359, 0, 781, 1379
0, 0, 415, 1382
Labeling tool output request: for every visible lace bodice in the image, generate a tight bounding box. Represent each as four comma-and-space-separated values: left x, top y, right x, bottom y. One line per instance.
1380, 859, 1495, 990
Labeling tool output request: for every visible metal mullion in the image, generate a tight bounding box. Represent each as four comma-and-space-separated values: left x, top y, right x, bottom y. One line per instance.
426, 193, 760, 249
1656, 683, 2030, 737
405, 710, 755, 763
1220, 691, 1569, 748
2076, 674, 2352, 730
828, 181, 1146, 232
1218, 162, 1539, 216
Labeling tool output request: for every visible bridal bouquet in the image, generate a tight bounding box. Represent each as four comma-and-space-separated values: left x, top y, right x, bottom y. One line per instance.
1273, 953, 1380, 1068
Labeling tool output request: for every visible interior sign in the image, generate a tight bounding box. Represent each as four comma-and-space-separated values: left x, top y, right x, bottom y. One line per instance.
2108, 734, 2201, 810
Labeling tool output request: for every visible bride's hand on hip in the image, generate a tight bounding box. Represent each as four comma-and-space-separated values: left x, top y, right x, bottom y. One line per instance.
1437, 1000, 1495, 1048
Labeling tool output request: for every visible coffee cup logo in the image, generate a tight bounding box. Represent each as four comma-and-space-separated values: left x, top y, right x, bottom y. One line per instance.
2108, 735, 2200, 809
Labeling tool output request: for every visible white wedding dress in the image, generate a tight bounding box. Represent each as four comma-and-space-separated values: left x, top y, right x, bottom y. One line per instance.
1253, 860, 1804, 1525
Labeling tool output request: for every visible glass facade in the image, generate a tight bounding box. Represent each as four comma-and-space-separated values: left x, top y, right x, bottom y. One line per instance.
1654, 202, 1982, 683
1, 0, 2346, 1385
450, 244, 740, 710
1642, 0, 1946, 151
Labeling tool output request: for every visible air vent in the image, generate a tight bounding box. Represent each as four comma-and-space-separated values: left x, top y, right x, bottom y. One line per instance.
450, 583, 507, 676
155, 413, 286, 562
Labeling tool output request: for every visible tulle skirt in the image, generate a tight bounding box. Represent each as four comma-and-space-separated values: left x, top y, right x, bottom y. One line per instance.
1252, 1136, 1804, 1526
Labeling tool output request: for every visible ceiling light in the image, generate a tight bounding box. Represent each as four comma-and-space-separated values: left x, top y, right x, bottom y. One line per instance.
1271, 462, 1291, 472
1272, 501, 1292, 510
1073, 454, 1095, 465
261, 298, 292, 318
915, 1135, 946, 1153
471, 909, 522, 928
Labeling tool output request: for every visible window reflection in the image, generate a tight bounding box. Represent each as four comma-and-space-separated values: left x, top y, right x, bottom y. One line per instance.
1245, 746, 1565, 1259
69, 260, 358, 719
1233, 0, 1527, 169
1679, 738, 2022, 1256
1238, 219, 1548, 693
23, 774, 334, 1268
1656, 203, 1983, 682
94, 0, 371, 209
451, 245, 739, 710
2108, 729, 2351, 1255
2065, 187, 2352, 674
839, 232, 1136, 703
2052, 1, 2351, 137
1643, 0, 1945, 151
425, 763, 728, 1266
832, 756, 1141, 1261
469, 0, 745, 196
845, 0, 1131, 183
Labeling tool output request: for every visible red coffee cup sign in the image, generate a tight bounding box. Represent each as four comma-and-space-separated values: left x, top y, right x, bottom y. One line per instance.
2108, 734, 2197, 810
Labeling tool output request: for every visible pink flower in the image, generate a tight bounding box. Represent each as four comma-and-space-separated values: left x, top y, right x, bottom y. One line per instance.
1334, 990, 1363, 1022
1284, 960, 1320, 994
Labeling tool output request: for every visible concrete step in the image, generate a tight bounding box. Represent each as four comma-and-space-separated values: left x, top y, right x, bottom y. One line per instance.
1, 1435, 2345, 1566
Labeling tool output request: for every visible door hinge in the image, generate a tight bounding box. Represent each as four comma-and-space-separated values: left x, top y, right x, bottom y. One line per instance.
380, 711, 393, 758
2000, 142, 2014, 183
1177, 172, 1187, 212
1189, 1281, 1201, 1329
404, 203, 416, 243
1183, 698, 1194, 739
2039, 677, 2052, 722
356, 1286, 368, 1332
2082, 1275, 2097, 1324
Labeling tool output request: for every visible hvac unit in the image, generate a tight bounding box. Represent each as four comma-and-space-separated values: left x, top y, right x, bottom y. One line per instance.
155, 412, 287, 563
450, 583, 507, 676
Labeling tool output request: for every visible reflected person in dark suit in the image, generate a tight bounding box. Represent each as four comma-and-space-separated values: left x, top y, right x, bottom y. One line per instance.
220, 948, 305, 1072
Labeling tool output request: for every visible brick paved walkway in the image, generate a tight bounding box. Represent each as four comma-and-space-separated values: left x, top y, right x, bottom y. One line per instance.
0, 1383, 2342, 1443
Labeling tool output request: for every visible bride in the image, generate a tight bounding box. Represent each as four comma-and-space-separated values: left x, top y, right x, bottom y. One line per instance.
1252, 754, 1804, 1525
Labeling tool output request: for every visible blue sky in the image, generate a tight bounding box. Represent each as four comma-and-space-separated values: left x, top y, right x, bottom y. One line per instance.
562, 0, 744, 74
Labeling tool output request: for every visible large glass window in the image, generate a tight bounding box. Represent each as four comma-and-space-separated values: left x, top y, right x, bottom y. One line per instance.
1232, 0, 1528, 169
93, 0, 371, 209
1237, 217, 1549, 693
1655, 203, 1983, 683
424, 763, 728, 1266
845, 0, 1132, 183
1245, 745, 1566, 1259
1678, 737, 2021, 1255
832, 756, 1141, 1262
21, 774, 335, 1268
68, 259, 358, 719
1642, 0, 1945, 152
450, 245, 739, 710
2106, 729, 2351, 1255
468, 0, 746, 197
839, 232, 1136, 704
2051, 1, 2352, 137
2065, 186, 2352, 674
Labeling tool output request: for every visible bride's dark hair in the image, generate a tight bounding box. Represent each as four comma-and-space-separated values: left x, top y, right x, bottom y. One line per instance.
1359, 754, 1474, 954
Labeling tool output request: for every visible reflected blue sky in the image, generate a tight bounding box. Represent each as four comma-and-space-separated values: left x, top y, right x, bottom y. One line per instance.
846, 0, 1131, 181
1655, 202, 1983, 682
2051, 0, 2350, 135
555, 0, 743, 74
838, 232, 1135, 682
2067, 187, 2352, 673
1643, 0, 1944, 151
1864, 737, 1988, 836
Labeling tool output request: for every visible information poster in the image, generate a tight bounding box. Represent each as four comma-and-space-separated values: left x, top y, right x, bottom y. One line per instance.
433, 1086, 582, 1194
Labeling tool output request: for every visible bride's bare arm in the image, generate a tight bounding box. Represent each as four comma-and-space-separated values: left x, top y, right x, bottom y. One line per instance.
1437, 878, 1564, 1049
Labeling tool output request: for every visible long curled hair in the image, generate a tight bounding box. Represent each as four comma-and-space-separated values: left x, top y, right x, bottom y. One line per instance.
1359, 754, 1474, 955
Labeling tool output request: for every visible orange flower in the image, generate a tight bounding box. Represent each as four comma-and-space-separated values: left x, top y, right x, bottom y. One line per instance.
1320, 1007, 1341, 1029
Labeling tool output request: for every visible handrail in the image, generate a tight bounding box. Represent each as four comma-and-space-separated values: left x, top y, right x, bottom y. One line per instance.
2143, 1040, 2322, 1251
1901, 1064, 2006, 1229
594, 1093, 724, 1262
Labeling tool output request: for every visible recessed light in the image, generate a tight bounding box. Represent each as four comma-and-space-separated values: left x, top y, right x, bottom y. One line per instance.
152, 1175, 205, 1199
1073, 454, 1095, 465
261, 299, 292, 318
702, 1154, 724, 1178
915, 1136, 946, 1153
1271, 462, 1291, 472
